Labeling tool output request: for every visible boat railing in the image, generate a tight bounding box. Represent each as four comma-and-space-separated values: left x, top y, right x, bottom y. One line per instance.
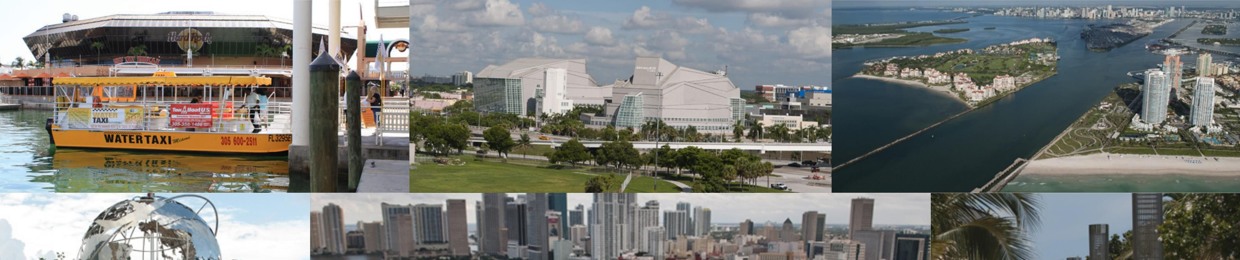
52, 99, 294, 134
0, 92, 15, 105
337, 97, 410, 143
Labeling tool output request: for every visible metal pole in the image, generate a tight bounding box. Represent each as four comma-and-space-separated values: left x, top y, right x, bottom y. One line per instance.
309, 50, 341, 192
346, 71, 362, 190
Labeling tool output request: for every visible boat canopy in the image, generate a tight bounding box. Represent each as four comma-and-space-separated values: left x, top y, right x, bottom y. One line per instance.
55, 76, 273, 86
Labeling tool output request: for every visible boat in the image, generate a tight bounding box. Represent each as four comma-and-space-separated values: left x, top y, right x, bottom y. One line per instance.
46, 72, 292, 153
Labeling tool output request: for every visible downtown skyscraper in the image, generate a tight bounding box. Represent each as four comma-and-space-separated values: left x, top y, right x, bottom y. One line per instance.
850, 198, 875, 238
693, 206, 711, 236
322, 203, 347, 255
1133, 193, 1164, 260
446, 199, 469, 256
480, 193, 509, 256
590, 193, 636, 260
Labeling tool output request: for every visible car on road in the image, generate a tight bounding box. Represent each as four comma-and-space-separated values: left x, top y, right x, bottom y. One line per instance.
802, 160, 817, 166
787, 162, 802, 167
770, 183, 789, 190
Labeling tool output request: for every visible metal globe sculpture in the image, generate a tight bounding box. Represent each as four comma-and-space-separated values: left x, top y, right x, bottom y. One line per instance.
78, 193, 220, 260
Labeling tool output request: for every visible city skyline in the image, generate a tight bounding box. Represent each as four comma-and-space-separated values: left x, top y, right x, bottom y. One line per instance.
1028, 194, 1137, 259
313, 193, 930, 227
0, 193, 310, 260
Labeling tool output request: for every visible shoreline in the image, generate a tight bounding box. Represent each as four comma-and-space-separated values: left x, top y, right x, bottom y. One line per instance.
852, 74, 968, 105
1022, 153, 1240, 176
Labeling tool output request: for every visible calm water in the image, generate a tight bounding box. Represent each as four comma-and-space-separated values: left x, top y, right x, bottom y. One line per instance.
0, 109, 306, 192
834, 11, 1198, 192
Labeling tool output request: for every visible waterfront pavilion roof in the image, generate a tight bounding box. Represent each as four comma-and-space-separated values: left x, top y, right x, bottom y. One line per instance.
56, 76, 273, 86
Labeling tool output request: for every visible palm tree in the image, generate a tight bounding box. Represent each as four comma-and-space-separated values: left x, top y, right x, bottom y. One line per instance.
12, 57, 25, 69
518, 133, 532, 159
91, 41, 106, 63
931, 193, 1042, 260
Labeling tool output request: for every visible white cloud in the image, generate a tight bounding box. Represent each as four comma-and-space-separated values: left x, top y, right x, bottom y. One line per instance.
0, 219, 25, 260
585, 26, 617, 46
419, 15, 467, 32
527, 2, 552, 16
671, 0, 828, 18
468, 0, 525, 27
0, 194, 308, 260
623, 6, 664, 29
531, 15, 585, 34
449, 0, 486, 11
788, 25, 831, 59
748, 12, 815, 27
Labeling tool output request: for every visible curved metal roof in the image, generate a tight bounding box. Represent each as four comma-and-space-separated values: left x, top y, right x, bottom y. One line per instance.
25, 12, 353, 39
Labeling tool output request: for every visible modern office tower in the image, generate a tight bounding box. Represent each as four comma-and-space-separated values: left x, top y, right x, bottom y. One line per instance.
322, 204, 347, 255
803, 211, 826, 242
1133, 193, 1165, 260
533, 211, 560, 260
676, 202, 693, 235
481, 193, 509, 256
850, 198, 875, 239
382, 203, 416, 256
1165, 52, 1183, 93
506, 197, 529, 247
1191, 77, 1215, 127
827, 240, 866, 260
310, 211, 323, 253
636, 200, 661, 253
361, 221, 385, 254
1090, 224, 1110, 260
1142, 69, 1170, 124
664, 210, 690, 239
693, 207, 712, 236
569, 204, 584, 227
642, 227, 667, 260
853, 230, 896, 260
526, 193, 551, 260
346, 230, 365, 253
740, 219, 754, 235
590, 193, 636, 260
570, 224, 588, 248
894, 234, 930, 260
1199, 53, 1213, 77
803, 211, 827, 258
446, 199, 469, 256
550, 194, 569, 239
412, 204, 446, 244
780, 218, 797, 242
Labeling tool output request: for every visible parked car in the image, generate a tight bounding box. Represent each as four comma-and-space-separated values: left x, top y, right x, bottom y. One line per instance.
771, 183, 789, 190
802, 160, 817, 166
787, 162, 802, 167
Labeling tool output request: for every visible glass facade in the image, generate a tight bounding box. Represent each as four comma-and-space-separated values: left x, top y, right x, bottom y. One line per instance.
474, 77, 523, 115
614, 93, 644, 129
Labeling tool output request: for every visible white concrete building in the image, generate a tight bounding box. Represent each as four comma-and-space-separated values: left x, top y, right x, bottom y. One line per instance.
1142, 69, 1170, 125
602, 57, 743, 132
540, 68, 574, 115
1191, 77, 1216, 127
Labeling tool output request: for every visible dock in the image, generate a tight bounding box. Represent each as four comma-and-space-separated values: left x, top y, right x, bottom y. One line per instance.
357, 159, 410, 192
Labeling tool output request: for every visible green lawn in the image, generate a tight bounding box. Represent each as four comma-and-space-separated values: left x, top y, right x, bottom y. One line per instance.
623, 175, 684, 193
412, 156, 682, 192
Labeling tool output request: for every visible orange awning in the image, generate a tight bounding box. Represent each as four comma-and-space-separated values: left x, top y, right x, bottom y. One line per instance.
0, 74, 11, 79
55, 72, 72, 78
34, 72, 52, 78
12, 73, 29, 78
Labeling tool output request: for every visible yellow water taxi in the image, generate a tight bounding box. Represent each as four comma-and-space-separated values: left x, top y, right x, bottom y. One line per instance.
47, 72, 292, 153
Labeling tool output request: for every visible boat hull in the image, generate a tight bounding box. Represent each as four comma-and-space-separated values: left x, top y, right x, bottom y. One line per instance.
51, 129, 292, 153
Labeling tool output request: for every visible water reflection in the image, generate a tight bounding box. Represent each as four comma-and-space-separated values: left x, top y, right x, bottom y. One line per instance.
45, 149, 290, 192
1, 109, 304, 192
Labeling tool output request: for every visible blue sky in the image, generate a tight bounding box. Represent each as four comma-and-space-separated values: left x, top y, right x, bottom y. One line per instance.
0, 193, 308, 260
1029, 193, 1134, 260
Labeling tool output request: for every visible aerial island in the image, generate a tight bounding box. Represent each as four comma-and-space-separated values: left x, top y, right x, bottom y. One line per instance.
832, 19, 969, 48
1080, 19, 1171, 51
856, 38, 1059, 107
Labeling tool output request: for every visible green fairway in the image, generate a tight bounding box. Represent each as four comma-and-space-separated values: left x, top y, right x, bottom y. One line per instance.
411, 156, 682, 192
